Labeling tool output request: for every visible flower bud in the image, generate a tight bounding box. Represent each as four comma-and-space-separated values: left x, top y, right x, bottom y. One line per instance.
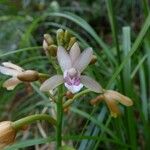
44, 34, 54, 46
63, 106, 70, 113
90, 55, 97, 64
47, 45, 57, 57
64, 30, 71, 46
67, 37, 76, 50
65, 91, 74, 99
0, 121, 16, 149
17, 70, 39, 82
50, 1, 60, 12
57, 29, 64, 46
43, 34, 54, 55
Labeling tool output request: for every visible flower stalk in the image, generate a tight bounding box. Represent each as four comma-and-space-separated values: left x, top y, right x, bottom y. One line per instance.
12, 114, 56, 130
56, 86, 63, 149
0, 114, 56, 149
63, 89, 91, 108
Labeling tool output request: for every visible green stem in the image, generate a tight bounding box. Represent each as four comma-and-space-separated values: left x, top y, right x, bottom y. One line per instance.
56, 86, 63, 149
12, 114, 56, 130
38, 73, 50, 78
63, 89, 91, 108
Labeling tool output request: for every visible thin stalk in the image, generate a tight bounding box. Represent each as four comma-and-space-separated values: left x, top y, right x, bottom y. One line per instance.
63, 89, 91, 108
56, 86, 63, 149
38, 73, 50, 78
12, 114, 56, 130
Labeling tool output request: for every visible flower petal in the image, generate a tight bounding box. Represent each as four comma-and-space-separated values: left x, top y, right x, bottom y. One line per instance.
40, 75, 64, 92
65, 83, 83, 93
69, 42, 81, 64
3, 77, 22, 90
110, 91, 133, 106
0, 66, 19, 76
81, 75, 102, 93
104, 97, 121, 118
57, 46, 72, 72
2, 62, 23, 71
73, 47, 93, 73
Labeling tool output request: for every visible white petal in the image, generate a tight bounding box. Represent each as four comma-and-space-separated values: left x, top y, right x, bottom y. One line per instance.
0, 66, 19, 76
3, 77, 22, 90
2, 62, 23, 71
81, 75, 102, 93
57, 46, 72, 72
69, 42, 81, 64
40, 75, 64, 92
73, 47, 93, 73
65, 83, 83, 93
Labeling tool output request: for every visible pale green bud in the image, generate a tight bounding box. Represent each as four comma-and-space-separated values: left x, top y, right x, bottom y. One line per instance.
56, 29, 64, 46
90, 55, 97, 64
43, 34, 54, 46
67, 37, 76, 50
64, 30, 71, 47
47, 45, 57, 57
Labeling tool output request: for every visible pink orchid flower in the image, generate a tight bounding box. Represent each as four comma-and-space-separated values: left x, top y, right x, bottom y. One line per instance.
40, 42, 102, 93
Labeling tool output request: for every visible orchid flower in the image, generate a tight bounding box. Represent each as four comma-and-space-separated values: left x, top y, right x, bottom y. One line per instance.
91, 90, 133, 117
40, 42, 102, 93
0, 62, 39, 90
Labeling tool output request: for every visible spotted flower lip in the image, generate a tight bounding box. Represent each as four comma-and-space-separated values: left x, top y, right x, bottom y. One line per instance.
40, 42, 102, 93
0, 62, 39, 90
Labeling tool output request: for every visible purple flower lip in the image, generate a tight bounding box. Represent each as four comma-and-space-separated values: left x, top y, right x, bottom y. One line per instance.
64, 73, 81, 86
64, 68, 81, 86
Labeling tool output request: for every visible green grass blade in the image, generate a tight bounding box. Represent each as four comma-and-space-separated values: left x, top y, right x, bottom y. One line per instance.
107, 13, 150, 88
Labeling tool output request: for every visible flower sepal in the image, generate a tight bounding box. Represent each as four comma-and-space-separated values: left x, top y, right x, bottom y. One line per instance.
91, 90, 133, 118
